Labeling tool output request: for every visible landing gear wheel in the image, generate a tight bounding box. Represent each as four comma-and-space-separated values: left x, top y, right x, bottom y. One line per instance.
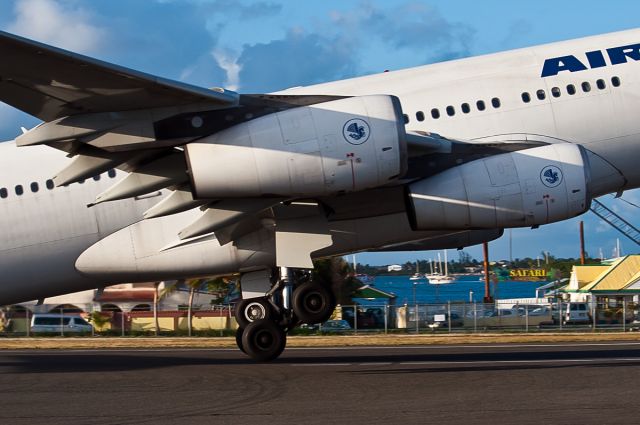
235, 327, 246, 354
292, 281, 336, 324
235, 297, 273, 329
241, 319, 286, 362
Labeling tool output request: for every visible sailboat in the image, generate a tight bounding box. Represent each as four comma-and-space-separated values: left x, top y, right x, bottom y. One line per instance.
351, 254, 374, 285
426, 251, 455, 285
410, 260, 425, 280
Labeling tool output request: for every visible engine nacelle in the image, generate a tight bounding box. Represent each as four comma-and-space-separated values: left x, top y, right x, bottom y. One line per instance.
185, 95, 407, 198
407, 144, 591, 230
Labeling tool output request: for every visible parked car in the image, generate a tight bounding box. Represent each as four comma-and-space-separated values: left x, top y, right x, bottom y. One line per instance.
319, 319, 352, 332
30, 314, 93, 333
427, 312, 464, 328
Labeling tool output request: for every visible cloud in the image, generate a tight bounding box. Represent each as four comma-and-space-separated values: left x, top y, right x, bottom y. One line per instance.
229, 1, 477, 92
7, 0, 107, 54
212, 49, 241, 91
0, 103, 39, 141
501, 19, 534, 49
236, 28, 358, 92
331, 1, 476, 63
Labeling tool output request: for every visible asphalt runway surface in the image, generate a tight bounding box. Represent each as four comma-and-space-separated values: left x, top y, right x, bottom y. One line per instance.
0, 342, 639, 425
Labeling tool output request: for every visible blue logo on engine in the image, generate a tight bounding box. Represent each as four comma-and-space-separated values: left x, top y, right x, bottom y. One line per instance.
343, 119, 370, 145
540, 165, 563, 188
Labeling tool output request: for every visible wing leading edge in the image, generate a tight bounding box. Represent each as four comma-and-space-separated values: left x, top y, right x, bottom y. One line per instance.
0, 31, 239, 121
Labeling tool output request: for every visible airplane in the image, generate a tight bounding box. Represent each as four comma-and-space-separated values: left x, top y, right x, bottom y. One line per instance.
0, 27, 637, 361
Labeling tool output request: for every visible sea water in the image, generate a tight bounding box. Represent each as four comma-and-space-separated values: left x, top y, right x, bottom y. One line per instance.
365, 275, 546, 305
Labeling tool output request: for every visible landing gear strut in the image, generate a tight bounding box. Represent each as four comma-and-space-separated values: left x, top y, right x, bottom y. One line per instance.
235, 267, 336, 361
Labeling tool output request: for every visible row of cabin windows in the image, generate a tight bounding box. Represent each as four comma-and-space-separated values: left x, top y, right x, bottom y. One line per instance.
406, 97, 502, 123
404, 76, 621, 124
0, 169, 117, 199
522, 76, 621, 103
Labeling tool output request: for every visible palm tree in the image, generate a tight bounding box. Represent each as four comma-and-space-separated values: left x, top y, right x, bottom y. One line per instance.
185, 278, 202, 337
312, 257, 359, 305
153, 282, 161, 336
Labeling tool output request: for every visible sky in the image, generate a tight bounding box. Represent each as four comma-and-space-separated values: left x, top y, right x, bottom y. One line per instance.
0, 0, 639, 265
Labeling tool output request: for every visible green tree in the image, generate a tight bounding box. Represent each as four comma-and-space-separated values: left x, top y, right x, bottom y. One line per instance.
312, 257, 360, 305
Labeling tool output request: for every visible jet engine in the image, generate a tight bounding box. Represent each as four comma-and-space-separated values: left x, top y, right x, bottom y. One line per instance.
185, 95, 407, 198
407, 143, 591, 230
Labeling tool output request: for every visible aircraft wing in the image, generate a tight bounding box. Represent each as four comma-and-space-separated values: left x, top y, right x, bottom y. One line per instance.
0, 31, 542, 268
0, 31, 239, 121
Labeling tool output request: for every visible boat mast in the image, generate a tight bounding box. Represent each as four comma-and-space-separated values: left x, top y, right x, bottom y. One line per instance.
444, 250, 448, 276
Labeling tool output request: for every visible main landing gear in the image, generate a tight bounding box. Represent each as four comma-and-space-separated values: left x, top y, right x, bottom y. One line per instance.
234, 267, 336, 361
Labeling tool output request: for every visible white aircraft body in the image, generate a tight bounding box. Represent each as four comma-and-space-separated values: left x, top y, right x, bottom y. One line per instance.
0, 29, 638, 360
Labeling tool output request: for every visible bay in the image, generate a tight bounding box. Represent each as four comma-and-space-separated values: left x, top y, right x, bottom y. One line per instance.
360, 275, 547, 305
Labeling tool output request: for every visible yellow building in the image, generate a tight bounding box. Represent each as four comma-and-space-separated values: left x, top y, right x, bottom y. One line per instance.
565, 256, 640, 322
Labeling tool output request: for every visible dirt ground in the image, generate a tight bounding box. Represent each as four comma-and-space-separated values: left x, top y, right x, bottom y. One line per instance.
0, 332, 639, 350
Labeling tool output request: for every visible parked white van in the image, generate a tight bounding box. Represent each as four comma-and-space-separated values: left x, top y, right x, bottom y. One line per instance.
563, 303, 591, 324
30, 314, 93, 333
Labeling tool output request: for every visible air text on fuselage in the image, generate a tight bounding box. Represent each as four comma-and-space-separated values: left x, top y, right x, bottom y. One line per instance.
541, 43, 640, 77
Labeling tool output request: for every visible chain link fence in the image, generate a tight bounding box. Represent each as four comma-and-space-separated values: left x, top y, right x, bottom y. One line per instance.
0, 300, 637, 337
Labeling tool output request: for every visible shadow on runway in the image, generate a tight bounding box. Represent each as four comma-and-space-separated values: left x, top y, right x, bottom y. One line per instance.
0, 346, 639, 373
348, 360, 640, 375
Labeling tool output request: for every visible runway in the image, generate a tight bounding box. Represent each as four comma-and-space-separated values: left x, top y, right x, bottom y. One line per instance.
0, 341, 639, 424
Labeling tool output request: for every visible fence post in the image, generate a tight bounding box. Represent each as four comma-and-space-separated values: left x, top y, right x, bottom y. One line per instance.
592, 299, 596, 332
623, 300, 627, 332
26, 308, 30, 337
121, 312, 125, 337
353, 305, 357, 334
384, 304, 388, 334
60, 307, 64, 337
559, 302, 563, 331
525, 306, 529, 333
447, 301, 452, 333
473, 302, 477, 333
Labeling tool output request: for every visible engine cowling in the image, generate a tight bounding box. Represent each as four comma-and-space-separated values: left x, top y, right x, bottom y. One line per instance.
407, 143, 591, 230
185, 95, 407, 198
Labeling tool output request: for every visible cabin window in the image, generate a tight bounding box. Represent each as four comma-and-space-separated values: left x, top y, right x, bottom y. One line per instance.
78, 179, 85, 184
491, 97, 501, 108
461, 103, 470, 113
581, 81, 591, 92
108, 169, 116, 178
403, 114, 410, 124
431, 108, 440, 119
0, 188, 7, 199
612, 76, 621, 87
416, 111, 425, 122
551, 87, 561, 98
93, 175, 101, 181
46, 179, 54, 190
566, 84, 576, 95
536, 89, 546, 100
446, 105, 455, 116
596, 79, 606, 90
521, 92, 531, 103
15, 185, 23, 196
30, 182, 39, 193
476, 100, 486, 111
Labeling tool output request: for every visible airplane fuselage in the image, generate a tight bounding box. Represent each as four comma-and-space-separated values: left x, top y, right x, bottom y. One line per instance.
1, 29, 640, 304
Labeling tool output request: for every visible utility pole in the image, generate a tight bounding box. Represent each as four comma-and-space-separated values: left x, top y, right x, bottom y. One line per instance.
579, 221, 586, 265
482, 242, 493, 303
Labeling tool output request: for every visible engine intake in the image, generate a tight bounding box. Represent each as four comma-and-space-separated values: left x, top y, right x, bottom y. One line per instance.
185, 95, 407, 198
407, 143, 591, 230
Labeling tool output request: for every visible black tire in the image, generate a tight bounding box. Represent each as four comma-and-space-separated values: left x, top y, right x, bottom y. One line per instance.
292, 281, 336, 325
235, 298, 273, 329
235, 327, 246, 354
241, 319, 286, 362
